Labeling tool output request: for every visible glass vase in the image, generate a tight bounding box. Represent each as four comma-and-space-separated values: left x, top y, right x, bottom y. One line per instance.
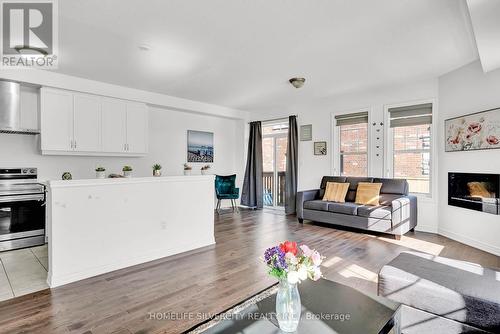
276, 280, 301, 332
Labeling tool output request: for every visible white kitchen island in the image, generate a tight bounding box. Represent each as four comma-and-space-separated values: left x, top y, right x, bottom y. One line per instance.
46, 175, 215, 287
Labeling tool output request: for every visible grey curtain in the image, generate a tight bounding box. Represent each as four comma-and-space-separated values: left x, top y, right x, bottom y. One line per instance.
285, 115, 298, 214
241, 121, 263, 208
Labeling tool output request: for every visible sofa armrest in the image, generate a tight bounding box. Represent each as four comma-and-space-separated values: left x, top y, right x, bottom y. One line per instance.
296, 189, 320, 219
391, 195, 417, 229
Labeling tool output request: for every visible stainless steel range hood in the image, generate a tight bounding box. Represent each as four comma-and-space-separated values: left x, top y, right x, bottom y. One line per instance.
0, 81, 39, 135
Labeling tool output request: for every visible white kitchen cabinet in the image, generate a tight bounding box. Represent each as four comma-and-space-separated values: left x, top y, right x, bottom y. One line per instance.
101, 98, 127, 153
126, 102, 148, 154
73, 94, 101, 152
41, 87, 148, 156
40, 88, 73, 152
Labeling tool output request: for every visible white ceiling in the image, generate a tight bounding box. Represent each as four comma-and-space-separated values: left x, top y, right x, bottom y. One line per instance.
54, 0, 478, 114
466, 0, 500, 73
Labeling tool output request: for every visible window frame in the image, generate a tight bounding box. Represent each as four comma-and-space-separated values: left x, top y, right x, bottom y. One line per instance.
331, 109, 371, 177
384, 99, 437, 200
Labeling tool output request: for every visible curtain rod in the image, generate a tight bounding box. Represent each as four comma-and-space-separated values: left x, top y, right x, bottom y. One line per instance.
247, 115, 298, 124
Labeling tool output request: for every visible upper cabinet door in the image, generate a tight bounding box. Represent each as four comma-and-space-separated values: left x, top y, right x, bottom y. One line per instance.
40, 88, 74, 152
73, 94, 101, 152
126, 102, 148, 154
101, 98, 127, 153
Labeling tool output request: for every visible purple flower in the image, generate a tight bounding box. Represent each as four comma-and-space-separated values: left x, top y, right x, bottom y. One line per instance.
264, 246, 287, 270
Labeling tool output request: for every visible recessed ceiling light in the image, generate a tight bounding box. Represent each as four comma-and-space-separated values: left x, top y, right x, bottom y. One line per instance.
138, 44, 151, 51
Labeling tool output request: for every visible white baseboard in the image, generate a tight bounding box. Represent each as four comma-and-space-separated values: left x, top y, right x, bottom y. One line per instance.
438, 227, 500, 257
415, 224, 438, 234
48, 237, 215, 288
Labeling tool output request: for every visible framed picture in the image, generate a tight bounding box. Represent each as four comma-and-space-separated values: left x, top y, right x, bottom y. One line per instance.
300, 124, 312, 141
314, 141, 327, 155
187, 130, 214, 162
445, 107, 500, 152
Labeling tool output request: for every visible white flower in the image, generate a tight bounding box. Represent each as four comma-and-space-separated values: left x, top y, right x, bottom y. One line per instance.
287, 270, 300, 284
312, 267, 322, 281
298, 266, 308, 281
285, 252, 298, 265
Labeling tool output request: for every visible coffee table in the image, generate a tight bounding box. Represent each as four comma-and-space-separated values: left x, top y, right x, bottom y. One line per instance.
186, 278, 401, 334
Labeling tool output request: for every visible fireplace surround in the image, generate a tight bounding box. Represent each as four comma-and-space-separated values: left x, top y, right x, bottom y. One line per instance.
448, 172, 499, 215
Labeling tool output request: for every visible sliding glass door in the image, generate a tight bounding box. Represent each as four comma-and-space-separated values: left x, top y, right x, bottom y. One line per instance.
262, 121, 288, 207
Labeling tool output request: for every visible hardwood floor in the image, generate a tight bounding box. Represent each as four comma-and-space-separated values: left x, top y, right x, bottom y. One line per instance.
0, 209, 498, 334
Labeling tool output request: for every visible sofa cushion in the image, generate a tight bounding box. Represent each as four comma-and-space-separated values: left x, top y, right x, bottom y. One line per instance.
303, 200, 329, 211
355, 182, 383, 206
319, 176, 347, 198
345, 177, 374, 202
357, 205, 392, 220
322, 182, 350, 202
378, 251, 500, 333
328, 202, 361, 215
374, 178, 409, 195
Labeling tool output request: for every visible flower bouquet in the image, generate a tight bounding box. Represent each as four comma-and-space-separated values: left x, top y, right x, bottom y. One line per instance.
263, 241, 324, 332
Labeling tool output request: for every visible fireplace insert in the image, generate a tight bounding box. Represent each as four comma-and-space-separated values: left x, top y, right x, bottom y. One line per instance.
448, 172, 499, 215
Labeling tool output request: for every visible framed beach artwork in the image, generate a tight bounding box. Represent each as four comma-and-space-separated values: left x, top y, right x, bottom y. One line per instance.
445, 108, 500, 152
187, 130, 214, 162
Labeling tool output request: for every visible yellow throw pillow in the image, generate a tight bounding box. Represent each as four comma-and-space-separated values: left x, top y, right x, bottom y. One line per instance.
355, 182, 383, 206
322, 182, 350, 202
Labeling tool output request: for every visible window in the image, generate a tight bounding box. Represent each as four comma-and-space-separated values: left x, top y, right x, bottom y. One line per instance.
389, 103, 432, 195
336, 112, 368, 176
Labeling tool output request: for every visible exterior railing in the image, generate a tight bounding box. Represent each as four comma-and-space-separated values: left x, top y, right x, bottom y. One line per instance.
263, 171, 286, 206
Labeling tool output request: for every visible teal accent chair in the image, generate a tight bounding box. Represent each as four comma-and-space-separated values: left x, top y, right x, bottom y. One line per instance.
215, 174, 239, 213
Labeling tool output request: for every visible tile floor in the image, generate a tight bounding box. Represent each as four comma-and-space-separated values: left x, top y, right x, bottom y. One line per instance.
0, 244, 49, 301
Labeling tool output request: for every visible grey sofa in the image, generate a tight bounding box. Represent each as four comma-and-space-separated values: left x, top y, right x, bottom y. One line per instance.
296, 176, 417, 239
379, 251, 500, 333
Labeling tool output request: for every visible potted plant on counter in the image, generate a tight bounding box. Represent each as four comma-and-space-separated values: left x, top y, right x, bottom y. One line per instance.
122, 165, 133, 178
200, 165, 211, 175
152, 163, 162, 177
183, 163, 192, 176
95, 167, 106, 179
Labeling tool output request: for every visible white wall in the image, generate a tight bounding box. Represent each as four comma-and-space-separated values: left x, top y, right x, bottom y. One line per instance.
438, 60, 500, 255
253, 79, 439, 232
1, 105, 244, 178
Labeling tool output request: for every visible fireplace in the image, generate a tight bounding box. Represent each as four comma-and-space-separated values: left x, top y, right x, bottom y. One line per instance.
448, 172, 499, 215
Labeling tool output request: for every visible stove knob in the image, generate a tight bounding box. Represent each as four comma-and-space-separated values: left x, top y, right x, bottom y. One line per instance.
22, 168, 29, 174
29, 168, 36, 174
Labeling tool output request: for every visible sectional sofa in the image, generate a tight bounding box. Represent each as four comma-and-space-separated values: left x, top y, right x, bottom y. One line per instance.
296, 176, 417, 239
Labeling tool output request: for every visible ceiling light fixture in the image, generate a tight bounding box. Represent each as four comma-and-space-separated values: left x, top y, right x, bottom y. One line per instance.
289, 77, 305, 88
138, 44, 151, 51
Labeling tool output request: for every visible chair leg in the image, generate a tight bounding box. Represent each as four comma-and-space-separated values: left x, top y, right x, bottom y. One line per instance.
216, 199, 221, 214
231, 199, 235, 212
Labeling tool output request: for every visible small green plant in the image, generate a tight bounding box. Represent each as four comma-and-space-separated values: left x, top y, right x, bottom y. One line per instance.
152, 164, 162, 171
183, 163, 192, 170
95, 167, 105, 172
201, 164, 211, 170
122, 165, 133, 172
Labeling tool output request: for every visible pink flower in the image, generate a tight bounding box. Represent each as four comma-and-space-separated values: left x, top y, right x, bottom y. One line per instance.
486, 135, 499, 145
300, 244, 313, 257
467, 122, 482, 134
449, 136, 460, 145
311, 251, 322, 266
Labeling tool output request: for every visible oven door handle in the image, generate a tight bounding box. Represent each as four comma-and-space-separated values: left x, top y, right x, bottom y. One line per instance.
0, 194, 45, 203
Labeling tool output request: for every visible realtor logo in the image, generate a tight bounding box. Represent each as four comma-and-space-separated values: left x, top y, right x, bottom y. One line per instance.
1, 0, 58, 68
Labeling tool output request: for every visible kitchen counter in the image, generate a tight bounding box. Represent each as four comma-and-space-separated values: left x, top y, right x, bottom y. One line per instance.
46, 175, 215, 287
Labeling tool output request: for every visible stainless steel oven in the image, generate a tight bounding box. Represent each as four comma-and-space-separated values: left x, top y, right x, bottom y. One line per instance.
0, 168, 45, 252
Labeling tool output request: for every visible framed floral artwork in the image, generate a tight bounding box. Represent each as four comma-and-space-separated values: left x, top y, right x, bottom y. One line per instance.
445, 108, 500, 152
